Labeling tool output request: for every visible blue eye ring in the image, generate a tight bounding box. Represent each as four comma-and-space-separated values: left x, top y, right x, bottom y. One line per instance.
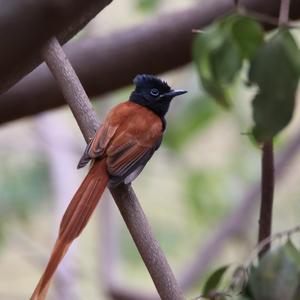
150, 88, 160, 97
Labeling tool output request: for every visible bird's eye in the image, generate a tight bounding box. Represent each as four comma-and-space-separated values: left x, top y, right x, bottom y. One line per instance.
150, 88, 160, 97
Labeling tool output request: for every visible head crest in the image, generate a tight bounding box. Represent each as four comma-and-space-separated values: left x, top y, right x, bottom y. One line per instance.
133, 74, 171, 92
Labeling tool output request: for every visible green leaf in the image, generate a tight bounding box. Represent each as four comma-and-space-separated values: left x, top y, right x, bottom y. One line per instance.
242, 265, 256, 299
250, 29, 300, 142
193, 15, 264, 108
232, 17, 264, 59
284, 239, 300, 268
284, 240, 300, 300
210, 34, 243, 84
203, 265, 229, 296
193, 24, 231, 107
249, 243, 299, 300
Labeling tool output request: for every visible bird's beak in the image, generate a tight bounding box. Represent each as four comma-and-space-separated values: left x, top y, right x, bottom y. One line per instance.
161, 89, 187, 98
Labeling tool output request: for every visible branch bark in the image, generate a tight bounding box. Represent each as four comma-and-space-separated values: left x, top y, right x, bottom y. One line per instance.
41, 37, 184, 300
258, 141, 274, 258
0, 0, 112, 94
279, 0, 291, 25
257, 0, 291, 259
111, 184, 184, 300
2, 0, 300, 125
41, 38, 99, 141
101, 125, 300, 300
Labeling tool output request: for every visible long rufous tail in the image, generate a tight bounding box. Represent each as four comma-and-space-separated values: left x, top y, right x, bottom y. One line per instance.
30, 159, 109, 300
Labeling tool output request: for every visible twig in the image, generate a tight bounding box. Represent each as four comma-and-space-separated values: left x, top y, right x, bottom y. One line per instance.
233, 0, 242, 11
257, 0, 291, 259
245, 224, 300, 268
41, 37, 184, 300
41, 38, 99, 141
258, 141, 274, 258
107, 286, 159, 300
239, 9, 280, 27
279, 0, 291, 26
237, 2, 296, 28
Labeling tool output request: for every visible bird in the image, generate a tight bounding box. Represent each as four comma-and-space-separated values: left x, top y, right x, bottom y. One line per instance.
30, 74, 187, 300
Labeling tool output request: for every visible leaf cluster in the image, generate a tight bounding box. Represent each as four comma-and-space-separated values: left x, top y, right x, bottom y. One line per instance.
193, 15, 300, 142
198, 240, 300, 300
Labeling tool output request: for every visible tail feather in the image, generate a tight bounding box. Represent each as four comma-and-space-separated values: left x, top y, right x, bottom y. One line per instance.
30, 160, 109, 300
31, 239, 71, 300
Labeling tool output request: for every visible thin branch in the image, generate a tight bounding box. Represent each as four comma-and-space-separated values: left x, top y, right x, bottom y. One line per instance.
106, 128, 300, 299
41, 37, 99, 141
233, 0, 243, 12
258, 141, 274, 258
239, 9, 281, 27
279, 0, 291, 25
41, 37, 184, 300
111, 184, 184, 300
107, 286, 158, 300
3, 0, 300, 125
246, 224, 300, 268
257, 0, 291, 259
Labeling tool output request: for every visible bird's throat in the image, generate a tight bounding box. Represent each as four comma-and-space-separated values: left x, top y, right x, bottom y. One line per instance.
130, 91, 169, 116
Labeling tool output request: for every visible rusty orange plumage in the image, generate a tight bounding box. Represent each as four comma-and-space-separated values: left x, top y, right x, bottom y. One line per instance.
30, 75, 186, 300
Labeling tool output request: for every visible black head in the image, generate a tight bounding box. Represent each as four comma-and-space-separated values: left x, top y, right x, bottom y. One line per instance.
129, 74, 187, 117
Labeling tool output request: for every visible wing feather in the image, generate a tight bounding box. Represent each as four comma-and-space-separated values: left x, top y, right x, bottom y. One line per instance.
77, 123, 118, 168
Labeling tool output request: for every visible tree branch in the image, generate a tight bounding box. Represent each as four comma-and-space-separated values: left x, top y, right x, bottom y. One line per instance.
257, 0, 291, 259
2, 0, 300, 125
111, 184, 184, 300
258, 141, 274, 258
107, 286, 158, 300
0, 0, 112, 94
41, 38, 99, 141
279, 0, 291, 25
101, 123, 300, 300
41, 37, 184, 300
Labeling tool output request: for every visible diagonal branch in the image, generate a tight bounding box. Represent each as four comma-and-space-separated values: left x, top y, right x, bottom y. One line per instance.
279, 0, 291, 25
0, 0, 112, 94
41, 37, 184, 300
41, 38, 99, 141
103, 115, 300, 300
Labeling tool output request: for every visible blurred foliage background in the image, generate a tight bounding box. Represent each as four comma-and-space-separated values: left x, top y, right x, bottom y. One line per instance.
1, 0, 300, 299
